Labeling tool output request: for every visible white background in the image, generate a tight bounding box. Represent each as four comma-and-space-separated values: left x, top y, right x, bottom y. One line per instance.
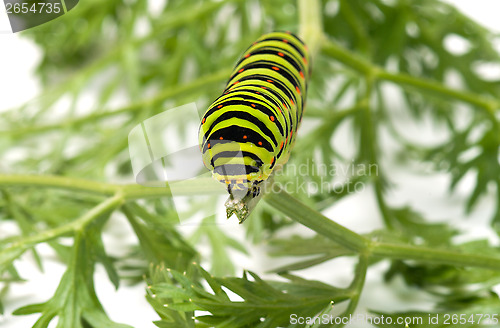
1, 1, 500, 327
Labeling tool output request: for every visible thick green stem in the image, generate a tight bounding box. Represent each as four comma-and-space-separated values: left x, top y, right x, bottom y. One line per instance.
266, 188, 500, 271
298, 0, 323, 58
264, 188, 370, 252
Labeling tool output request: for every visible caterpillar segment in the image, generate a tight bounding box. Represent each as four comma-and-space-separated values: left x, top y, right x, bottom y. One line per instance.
199, 31, 311, 223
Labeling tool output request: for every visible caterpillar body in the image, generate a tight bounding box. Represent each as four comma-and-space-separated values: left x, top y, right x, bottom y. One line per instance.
199, 31, 311, 222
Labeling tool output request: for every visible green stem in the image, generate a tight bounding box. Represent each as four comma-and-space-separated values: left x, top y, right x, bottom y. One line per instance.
336, 255, 369, 328
360, 73, 394, 229
266, 188, 500, 270
0, 174, 118, 196
264, 187, 369, 252
321, 39, 375, 76
338, 0, 370, 55
298, 0, 323, 59
0, 175, 224, 199
321, 39, 499, 115
374, 181, 393, 229
377, 70, 497, 116
2, 194, 123, 255
371, 242, 500, 270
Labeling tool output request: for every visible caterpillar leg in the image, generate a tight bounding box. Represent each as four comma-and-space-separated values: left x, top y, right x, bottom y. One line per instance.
225, 184, 261, 223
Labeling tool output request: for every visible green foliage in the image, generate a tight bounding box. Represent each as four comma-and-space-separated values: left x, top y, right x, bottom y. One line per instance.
188, 215, 250, 277
13, 221, 131, 328
424, 123, 500, 224
268, 235, 356, 272
123, 203, 198, 271
146, 264, 345, 328
0, 0, 499, 327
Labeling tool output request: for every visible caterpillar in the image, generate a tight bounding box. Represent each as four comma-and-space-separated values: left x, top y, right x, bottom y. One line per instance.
199, 31, 311, 223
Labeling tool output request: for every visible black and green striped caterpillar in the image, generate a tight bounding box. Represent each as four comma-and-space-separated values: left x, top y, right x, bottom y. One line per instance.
199, 31, 311, 222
